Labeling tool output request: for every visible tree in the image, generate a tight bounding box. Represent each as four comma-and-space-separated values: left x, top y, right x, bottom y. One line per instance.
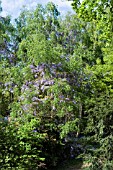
1, 1, 113, 169
68, 0, 113, 169
1, 2, 84, 168
0, 1, 16, 117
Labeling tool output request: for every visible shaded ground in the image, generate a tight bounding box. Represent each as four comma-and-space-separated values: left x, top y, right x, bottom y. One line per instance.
49, 159, 83, 170
48, 159, 91, 170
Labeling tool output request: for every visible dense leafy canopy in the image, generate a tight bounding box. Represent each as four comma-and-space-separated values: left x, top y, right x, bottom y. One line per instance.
0, 0, 113, 169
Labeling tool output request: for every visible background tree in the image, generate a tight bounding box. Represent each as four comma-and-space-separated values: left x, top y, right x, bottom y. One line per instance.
68, 0, 113, 169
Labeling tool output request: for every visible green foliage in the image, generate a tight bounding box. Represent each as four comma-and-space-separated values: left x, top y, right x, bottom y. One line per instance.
69, 0, 113, 169
1, 1, 113, 169
0, 116, 45, 169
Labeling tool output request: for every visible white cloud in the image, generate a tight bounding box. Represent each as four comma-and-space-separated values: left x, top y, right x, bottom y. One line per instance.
51, 0, 73, 14
1, 0, 74, 19
1, 10, 7, 17
1, 0, 25, 17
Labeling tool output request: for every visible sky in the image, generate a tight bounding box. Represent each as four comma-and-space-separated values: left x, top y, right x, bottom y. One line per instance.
1, 0, 74, 19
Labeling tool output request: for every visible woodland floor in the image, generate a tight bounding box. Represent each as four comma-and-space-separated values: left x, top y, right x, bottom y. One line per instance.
49, 159, 91, 170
